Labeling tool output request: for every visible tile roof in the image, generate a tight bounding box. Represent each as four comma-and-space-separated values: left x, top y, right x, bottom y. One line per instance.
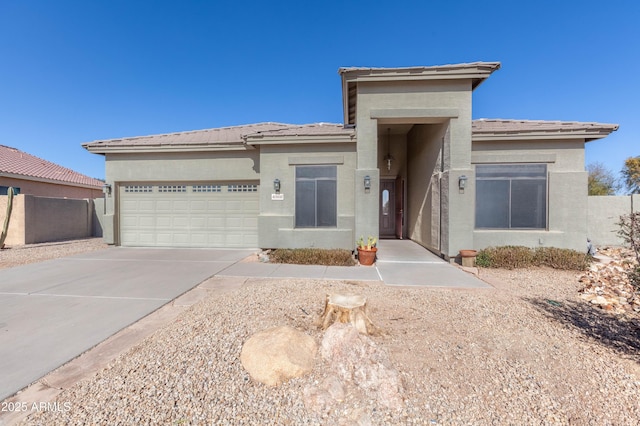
244, 123, 354, 139
83, 122, 354, 151
83, 122, 293, 150
339, 62, 502, 75
472, 119, 619, 141
0, 145, 103, 188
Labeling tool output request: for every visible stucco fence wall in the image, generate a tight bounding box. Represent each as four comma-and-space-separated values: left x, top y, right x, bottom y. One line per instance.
0, 194, 103, 246
587, 194, 639, 247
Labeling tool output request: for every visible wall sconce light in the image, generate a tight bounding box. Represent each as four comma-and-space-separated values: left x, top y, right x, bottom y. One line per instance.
273, 178, 280, 193
384, 128, 394, 171
102, 183, 112, 196
458, 175, 468, 190
364, 175, 371, 191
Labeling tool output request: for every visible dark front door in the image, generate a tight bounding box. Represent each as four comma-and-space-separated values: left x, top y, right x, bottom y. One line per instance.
380, 180, 396, 237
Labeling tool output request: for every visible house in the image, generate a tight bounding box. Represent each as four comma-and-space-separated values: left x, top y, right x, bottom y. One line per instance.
0, 144, 104, 198
83, 62, 618, 259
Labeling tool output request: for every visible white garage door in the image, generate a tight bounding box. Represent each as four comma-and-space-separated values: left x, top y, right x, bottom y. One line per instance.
119, 183, 259, 248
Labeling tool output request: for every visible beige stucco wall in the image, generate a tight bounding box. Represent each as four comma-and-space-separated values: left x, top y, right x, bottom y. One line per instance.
0, 176, 102, 199
0, 194, 26, 245
587, 195, 639, 246
406, 123, 446, 253
258, 143, 357, 249
471, 138, 589, 251
354, 79, 473, 258
1, 195, 98, 245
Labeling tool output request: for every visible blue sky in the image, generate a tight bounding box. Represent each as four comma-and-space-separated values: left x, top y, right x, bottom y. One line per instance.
1, 1, 638, 186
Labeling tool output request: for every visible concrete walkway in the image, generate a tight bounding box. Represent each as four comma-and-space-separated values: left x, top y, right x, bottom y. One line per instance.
219, 240, 490, 289
375, 240, 490, 288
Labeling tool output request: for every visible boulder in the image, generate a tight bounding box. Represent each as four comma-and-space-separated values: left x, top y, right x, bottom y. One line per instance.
304, 323, 404, 412
240, 325, 317, 386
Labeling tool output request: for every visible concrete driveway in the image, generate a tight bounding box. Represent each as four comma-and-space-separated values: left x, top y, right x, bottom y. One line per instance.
0, 247, 254, 401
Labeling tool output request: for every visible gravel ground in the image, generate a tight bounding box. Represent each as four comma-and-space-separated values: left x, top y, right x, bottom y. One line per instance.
0, 238, 108, 269
14, 250, 640, 425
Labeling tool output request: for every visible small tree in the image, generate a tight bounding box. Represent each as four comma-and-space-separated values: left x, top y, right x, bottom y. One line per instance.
587, 162, 620, 195
617, 212, 640, 293
621, 156, 640, 194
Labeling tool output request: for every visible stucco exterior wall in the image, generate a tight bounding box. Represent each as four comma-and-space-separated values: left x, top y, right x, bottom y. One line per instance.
0, 194, 26, 245
0, 176, 102, 199
587, 195, 639, 246
354, 79, 473, 258
102, 150, 260, 244
1, 195, 98, 245
472, 138, 589, 251
406, 123, 445, 253
258, 143, 357, 249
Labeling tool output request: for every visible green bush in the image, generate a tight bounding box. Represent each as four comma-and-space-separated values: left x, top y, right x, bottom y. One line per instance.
476, 246, 590, 270
269, 248, 356, 266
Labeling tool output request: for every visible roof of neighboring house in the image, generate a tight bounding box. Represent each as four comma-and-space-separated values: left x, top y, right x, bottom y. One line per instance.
472, 119, 619, 142
83, 122, 355, 153
0, 145, 104, 188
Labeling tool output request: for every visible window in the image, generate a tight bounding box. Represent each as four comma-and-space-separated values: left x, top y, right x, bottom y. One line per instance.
295, 166, 337, 227
124, 185, 153, 193
158, 185, 186, 193
227, 184, 258, 192
475, 164, 547, 229
192, 185, 221, 192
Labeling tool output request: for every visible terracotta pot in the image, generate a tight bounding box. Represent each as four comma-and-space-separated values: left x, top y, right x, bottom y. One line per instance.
357, 247, 378, 266
459, 249, 477, 267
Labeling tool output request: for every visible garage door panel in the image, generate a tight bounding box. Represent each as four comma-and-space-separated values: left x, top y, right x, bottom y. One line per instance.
119, 183, 258, 248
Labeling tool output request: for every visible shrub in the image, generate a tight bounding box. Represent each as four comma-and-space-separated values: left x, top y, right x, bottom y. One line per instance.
476, 246, 590, 270
533, 247, 592, 270
617, 212, 640, 293
269, 248, 356, 266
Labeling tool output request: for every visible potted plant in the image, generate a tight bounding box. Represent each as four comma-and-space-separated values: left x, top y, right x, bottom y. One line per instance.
356, 236, 378, 266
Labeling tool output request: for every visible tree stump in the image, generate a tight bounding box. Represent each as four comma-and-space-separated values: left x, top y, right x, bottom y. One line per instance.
319, 294, 377, 335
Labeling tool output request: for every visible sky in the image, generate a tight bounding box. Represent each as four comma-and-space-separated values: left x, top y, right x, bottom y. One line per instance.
1, 0, 638, 187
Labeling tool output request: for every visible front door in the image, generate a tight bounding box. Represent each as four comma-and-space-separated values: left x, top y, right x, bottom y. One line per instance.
380, 180, 396, 238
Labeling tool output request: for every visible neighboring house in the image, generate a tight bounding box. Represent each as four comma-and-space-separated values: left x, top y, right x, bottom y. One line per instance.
83, 62, 618, 258
0, 145, 104, 198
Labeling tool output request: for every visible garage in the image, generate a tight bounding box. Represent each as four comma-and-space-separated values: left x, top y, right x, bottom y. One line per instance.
119, 182, 259, 248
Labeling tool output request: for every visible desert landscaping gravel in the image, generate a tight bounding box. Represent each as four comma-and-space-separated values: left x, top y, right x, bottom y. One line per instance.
10, 250, 637, 424
0, 238, 107, 269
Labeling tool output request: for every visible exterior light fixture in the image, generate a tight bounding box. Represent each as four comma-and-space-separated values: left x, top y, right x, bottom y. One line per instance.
102, 183, 112, 196
384, 127, 394, 171
273, 178, 280, 193
458, 175, 468, 190
364, 175, 371, 191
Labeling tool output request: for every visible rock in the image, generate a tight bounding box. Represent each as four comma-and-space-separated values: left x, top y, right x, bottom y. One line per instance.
320, 323, 404, 410
591, 296, 608, 305
240, 325, 317, 386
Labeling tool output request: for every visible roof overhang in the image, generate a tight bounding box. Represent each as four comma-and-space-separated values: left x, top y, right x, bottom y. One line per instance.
472, 119, 619, 142
244, 133, 355, 146
339, 62, 501, 125
82, 143, 252, 154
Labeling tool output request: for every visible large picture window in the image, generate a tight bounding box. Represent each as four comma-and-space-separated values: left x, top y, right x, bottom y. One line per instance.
295, 166, 337, 227
475, 164, 547, 229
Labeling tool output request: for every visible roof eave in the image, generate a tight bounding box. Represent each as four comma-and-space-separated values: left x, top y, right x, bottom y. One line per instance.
472, 129, 618, 142
246, 134, 356, 146
83, 144, 254, 154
